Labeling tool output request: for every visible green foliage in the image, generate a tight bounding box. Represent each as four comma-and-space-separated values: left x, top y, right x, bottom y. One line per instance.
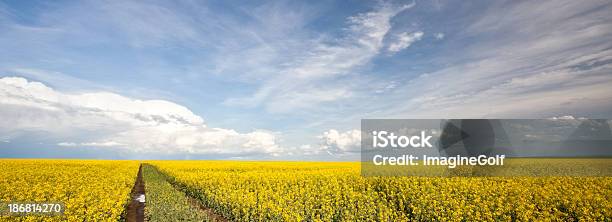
143, 164, 212, 222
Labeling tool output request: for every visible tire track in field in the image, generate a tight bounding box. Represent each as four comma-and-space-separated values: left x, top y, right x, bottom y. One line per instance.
184, 192, 228, 222
126, 164, 145, 222
147, 164, 228, 222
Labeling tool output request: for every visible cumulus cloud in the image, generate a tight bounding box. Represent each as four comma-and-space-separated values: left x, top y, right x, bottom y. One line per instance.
319, 129, 361, 154
549, 116, 583, 120
388, 31, 424, 53
0, 77, 281, 156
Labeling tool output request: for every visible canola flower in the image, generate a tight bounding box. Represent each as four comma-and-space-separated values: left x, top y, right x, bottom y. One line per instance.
150, 160, 612, 222
0, 159, 139, 222
142, 164, 212, 222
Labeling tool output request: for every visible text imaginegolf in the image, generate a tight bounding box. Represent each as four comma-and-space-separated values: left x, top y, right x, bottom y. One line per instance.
372, 154, 506, 168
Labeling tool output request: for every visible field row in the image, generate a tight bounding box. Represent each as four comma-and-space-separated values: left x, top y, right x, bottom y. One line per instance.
151, 160, 612, 222
1, 159, 611, 221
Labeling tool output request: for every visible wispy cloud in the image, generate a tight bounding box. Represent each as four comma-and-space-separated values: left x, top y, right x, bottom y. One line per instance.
333, 0, 612, 120
225, 2, 415, 112
387, 31, 423, 53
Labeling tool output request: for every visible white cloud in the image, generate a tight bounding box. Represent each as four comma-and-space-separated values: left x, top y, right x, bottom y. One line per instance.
319, 129, 361, 154
0, 77, 282, 156
225, 2, 414, 112
388, 31, 424, 53
434, 32, 444, 40
57, 142, 77, 147
549, 116, 578, 120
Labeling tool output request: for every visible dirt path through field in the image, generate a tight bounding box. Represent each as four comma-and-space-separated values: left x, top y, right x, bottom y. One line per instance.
126, 164, 145, 222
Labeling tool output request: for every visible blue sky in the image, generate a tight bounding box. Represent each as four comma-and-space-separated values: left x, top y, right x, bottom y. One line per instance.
1, 0, 612, 160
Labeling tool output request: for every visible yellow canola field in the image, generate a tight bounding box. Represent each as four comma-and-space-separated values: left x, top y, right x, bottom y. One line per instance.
151, 160, 612, 222
0, 159, 139, 222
